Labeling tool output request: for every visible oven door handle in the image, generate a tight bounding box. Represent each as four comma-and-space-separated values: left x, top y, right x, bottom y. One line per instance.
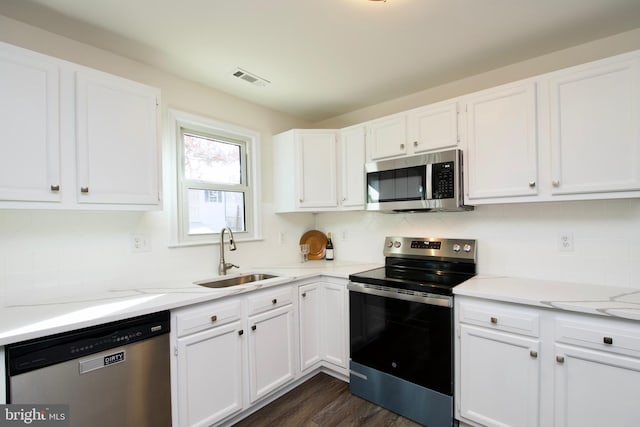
348, 282, 452, 308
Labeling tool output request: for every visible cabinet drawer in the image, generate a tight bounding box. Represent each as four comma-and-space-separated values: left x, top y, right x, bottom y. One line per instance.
175, 298, 242, 338
459, 300, 540, 337
247, 286, 292, 315
555, 316, 640, 357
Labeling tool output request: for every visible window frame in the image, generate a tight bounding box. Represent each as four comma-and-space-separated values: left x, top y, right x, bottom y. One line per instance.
167, 109, 262, 246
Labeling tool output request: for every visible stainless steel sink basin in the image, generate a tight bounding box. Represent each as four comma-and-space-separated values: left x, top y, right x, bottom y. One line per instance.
194, 273, 278, 289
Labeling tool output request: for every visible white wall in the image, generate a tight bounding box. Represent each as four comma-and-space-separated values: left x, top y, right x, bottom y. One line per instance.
314, 199, 640, 288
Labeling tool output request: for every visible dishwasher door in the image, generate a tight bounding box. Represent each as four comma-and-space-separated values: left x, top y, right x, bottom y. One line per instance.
7, 312, 171, 427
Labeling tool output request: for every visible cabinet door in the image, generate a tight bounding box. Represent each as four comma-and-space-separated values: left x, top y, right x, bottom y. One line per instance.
299, 283, 323, 371
367, 114, 407, 160
554, 344, 640, 427
322, 282, 348, 368
297, 131, 338, 208
0, 44, 61, 202
248, 304, 295, 403
459, 324, 540, 427
465, 82, 538, 200
339, 125, 365, 208
76, 69, 160, 206
408, 101, 459, 153
549, 55, 640, 195
176, 321, 244, 427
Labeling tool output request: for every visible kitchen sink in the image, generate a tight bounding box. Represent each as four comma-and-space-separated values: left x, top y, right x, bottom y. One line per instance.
194, 273, 278, 289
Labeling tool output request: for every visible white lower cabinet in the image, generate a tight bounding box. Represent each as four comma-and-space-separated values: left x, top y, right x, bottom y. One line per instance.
247, 304, 295, 403
298, 280, 348, 373
172, 285, 296, 427
456, 297, 640, 427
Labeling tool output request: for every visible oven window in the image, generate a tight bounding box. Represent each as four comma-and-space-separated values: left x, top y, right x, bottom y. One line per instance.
349, 291, 453, 395
367, 166, 425, 203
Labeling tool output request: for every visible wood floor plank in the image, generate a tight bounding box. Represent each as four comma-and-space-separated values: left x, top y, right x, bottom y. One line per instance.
232, 373, 422, 427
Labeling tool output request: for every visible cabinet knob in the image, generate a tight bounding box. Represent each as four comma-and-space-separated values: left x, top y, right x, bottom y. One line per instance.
552, 180, 560, 187
556, 355, 565, 364
80, 187, 89, 193
210, 315, 218, 322
302, 292, 307, 298
490, 317, 498, 324
50, 185, 60, 192
528, 181, 536, 188
413, 141, 418, 147
603, 336, 613, 345
251, 325, 257, 331
530, 350, 538, 359
400, 143, 405, 149
238, 330, 244, 336
272, 298, 277, 305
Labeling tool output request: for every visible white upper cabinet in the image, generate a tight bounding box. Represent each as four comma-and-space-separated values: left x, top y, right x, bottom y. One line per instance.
548, 53, 640, 196
366, 113, 407, 160
407, 101, 459, 154
464, 81, 538, 201
338, 125, 365, 209
366, 103, 460, 162
75, 69, 160, 206
0, 43, 61, 203
0, 42, 161, 210
273, 129, 338, 212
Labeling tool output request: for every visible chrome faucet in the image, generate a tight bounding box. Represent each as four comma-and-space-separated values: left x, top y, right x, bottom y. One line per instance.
218, 227, 239, 275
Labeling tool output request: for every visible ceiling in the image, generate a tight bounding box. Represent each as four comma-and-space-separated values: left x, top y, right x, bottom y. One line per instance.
1, 0, 640, 122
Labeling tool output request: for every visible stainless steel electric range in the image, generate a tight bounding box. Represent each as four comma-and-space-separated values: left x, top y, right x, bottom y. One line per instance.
348, 236, 477, 427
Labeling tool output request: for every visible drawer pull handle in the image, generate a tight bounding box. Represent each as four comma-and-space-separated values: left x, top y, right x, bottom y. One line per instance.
603, 336, 613, 345
530, 350, 538, 359
272, 298, 277, 304
238, 330, 244, 336
528, 181, 536, 188
251, 325, 257, 331
210, 315, 218, 322
490, 317, 498, 324
80, 187, 89, 193
50, 185, 60, 192
556, 356, 565, 364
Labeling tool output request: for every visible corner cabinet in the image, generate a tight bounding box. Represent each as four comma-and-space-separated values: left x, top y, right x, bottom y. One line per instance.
0, 41, 161, 210
273, 128, 365, 212
298, 279, 349, 374
456, 296, 640, 427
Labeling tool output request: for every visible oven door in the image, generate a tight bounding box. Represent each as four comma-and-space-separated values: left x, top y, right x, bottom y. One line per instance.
348, 282, 453, 396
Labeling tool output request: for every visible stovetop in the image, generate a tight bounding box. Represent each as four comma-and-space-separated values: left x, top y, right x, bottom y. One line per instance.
349, 236, 477, 296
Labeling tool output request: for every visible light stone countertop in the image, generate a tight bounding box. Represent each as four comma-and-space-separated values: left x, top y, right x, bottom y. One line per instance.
454, 275, 640, 321
0, 261, 380, 346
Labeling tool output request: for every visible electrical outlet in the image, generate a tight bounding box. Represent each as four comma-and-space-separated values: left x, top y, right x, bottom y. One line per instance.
558, 232, 574, 252
131, 233, 151, 253
341, 230, 348, 241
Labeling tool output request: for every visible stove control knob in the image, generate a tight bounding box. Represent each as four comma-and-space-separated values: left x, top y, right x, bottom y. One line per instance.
463, 244, 472, 253
394, 240, 401, 248
386, 240, 393, 248
452, 244, 461, 252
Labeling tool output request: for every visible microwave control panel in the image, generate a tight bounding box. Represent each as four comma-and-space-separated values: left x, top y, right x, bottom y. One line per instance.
431, 161, 455, 199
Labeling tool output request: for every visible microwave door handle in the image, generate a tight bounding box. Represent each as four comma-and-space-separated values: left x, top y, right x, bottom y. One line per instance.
425, 163, 433, 200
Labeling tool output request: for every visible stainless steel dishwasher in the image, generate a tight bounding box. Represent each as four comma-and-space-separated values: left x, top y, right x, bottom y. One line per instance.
5, 311, 171, 427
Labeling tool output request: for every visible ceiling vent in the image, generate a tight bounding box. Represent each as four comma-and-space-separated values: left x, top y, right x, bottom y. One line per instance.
232, 67, 270, 87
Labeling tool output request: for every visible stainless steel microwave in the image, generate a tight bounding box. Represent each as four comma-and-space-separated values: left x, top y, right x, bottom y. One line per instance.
365, 149, 473, 212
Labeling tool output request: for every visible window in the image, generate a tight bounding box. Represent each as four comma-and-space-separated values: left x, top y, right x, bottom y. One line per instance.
168, 110, 261, 245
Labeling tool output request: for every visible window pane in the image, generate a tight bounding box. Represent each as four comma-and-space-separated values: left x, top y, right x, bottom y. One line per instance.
183, 133, 241, 184
187, 189, 246, 235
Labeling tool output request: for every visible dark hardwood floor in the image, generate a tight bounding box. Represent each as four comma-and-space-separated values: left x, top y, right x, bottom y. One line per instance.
232, 373, 422, 427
